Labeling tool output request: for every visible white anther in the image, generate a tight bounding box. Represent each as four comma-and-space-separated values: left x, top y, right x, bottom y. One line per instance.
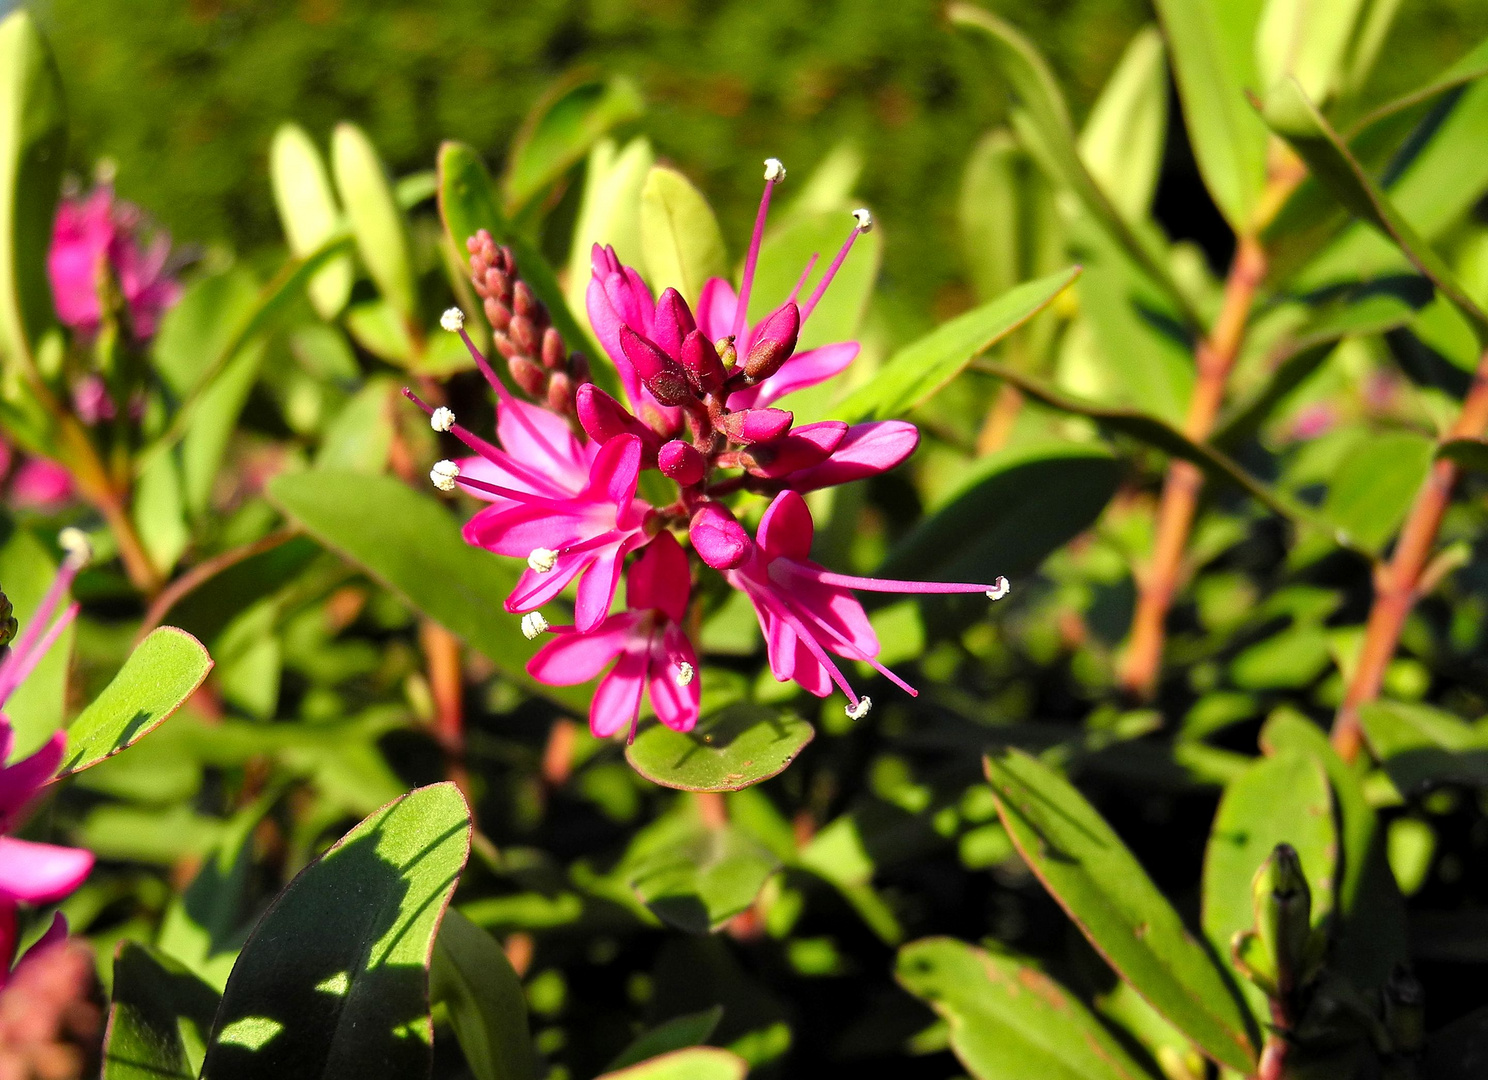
527, 548, 558, 574
845, 695, 873, 721
58, 527, 92, 567
675, 661, 695, 687
430, 406, 455, 433
986, 576, 1010, 601
763, 158, 786, 183
440, 307, 465, 332
430, 460, 460, 491
852, 208, 874, 232
520, 611, 550, 640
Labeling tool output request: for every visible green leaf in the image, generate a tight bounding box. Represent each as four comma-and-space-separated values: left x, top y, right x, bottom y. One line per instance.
1149, 0, 1269, 233
837, 267, 1079, 424
331, 122, 417, 322
596, 1047, 748, 1080
877, 441, 1119, 584
503, 76, 644, 214
200, 783, 472, 1080
984, 748, 1256, 1072
1320, 429, 1433, 553
564, 136, 654, 321
958, 130, 1024, 304
271, 123, 353, 319
58, 626, 212, 777
151, 267, 260, 397
628, 823, 780, 934
182, 339, 266, 517
266, 469, 587, 710
103, 942, 221, 1080
1344, 33, 1488, 137
1262, 77, 1488, 345
0, 528, 72, 755
639, 166, 727, 310
1201, 753, 1336, 1022
1077, 263, 1194, 426
1255, 0, 1369, 108
1359, 699, 1488, 793
344, 297, 415, 365
897, 937, 1157, 1080
1438, 437, 1488, 475
429, 908, 538, 1080
625, 703, 815, 792
1078, 26, 1168, 223
437, 141, 617, 397
315, 377, 394, 474
605, 1007, 724, 1073
949, 6, 1196, 325
133, 449, 189, 576
0, 10, 65, 376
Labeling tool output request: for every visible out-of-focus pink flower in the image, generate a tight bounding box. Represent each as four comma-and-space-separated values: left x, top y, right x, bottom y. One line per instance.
48, 185, 180, 340
1287, 402, 1337, 442
726, 491, 1006, 714
6, 456, 74, 511
70, 376, 116, 427
528, 531, 699, 742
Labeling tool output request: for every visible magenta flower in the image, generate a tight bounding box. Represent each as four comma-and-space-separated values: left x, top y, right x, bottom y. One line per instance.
528, 531, 699, 742
48, 185, 181, 340
725, 491, 1007, 715
0, 440, 74, 511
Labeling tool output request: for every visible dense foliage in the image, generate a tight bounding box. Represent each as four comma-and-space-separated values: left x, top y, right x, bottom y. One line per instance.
5, 2, 1488, 1080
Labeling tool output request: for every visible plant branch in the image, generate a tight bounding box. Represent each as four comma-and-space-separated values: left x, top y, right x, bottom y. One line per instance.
1331, 348, 1488, 762
136, 527, 299, 641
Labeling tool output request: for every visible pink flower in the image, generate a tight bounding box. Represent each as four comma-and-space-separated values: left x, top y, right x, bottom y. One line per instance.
528, 531, 699, 742
0, 546, 93, 982
726, 491, 1006, 714
48, 185, 181, 340
4, 453, 74, 511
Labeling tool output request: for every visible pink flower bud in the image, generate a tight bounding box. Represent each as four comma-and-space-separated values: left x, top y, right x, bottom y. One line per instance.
508, 355, 548, 397
680, 331, 726, 394
620, 325, 694, 407
659, 440, 707, 486
718, 408, 793, 444
743, 301, 800, 382
652, 288, 697, 359
577, 384, 642, 444
741, 421, 847, 479
690, 501, 751, 569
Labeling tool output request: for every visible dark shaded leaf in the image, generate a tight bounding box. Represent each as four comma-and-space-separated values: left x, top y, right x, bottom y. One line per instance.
429, 908, 538, 1080
103, 942, 221, 1080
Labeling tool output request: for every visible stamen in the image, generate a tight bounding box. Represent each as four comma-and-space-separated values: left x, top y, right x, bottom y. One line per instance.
786, 253, 819, 307
987, 576, 1010, 601
430, 406, 455, 433
732, 158, 786, 342
528, 548, 559, 573
790, 563, 998, 597
800, 210, 872, 324
430, 460, 460, 491
440, 307, 466, 332
58, 527, 92, 568
845, 696, 873, 720
520, 611, 550, 639
404, 388, 568, 497
675, 661, 695, 687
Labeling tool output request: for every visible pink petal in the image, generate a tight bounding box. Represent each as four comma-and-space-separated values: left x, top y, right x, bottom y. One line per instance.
727, 342, 859, 410
696, 277, 739, 344
527, 616, 639, 685
652, 288, 696, 360
757, 490, 815, 563
0, 837, 93, 904
780, 571, 879, 659
573, 535, 634, 632
689, 502, 752, 570
649, 626, 700, 732
784, 420, 920, 491
0, 731, 64, 822
583, 434, 643, 509
627, 531, 692, 624
463, 502, 597, 557
9, 459, 75, 508
497, 397, 592, 488
504, 550, 597, 614
589, 647, 648, 738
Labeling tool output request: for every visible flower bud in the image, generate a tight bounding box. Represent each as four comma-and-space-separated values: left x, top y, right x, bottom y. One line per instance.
1252, 843, 1311, 997
718, 407, 793, 444
541, 327, 566, 370
689, 502, 751, 569
508, 355, 548, 398
620, 325, 694, 407
508, 314, 539, 357
546, 372, 573, 415
659, 440, 707, 486
512, 280, 539, 319
743, 301, 800, 382
0, 589, 15, 648
569, 352, 590, 385
576, 384, 652, 448
653, 288, 697, 359
680, 331, 726, 394
483, 296, 511, 332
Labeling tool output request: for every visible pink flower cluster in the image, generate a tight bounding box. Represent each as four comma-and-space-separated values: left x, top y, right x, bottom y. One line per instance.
48, 185, 180, 341
0, 542, 93, 987
412, 161, 1008, 742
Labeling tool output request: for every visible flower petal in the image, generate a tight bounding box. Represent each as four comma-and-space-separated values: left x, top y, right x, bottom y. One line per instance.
0, 731, 63, 823
0, 837, 93, 905
696, 277, 739, 343
783, 420, 919, 491
627, 531, 692, 624
757, 490, 815, 563
728, 342, 859, 411
589, 647, 648, 738
649, 626, 701, 732
527, 616, 639, 685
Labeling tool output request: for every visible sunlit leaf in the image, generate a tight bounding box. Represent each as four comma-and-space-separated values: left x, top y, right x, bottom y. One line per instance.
504, 76, 644, 214
626, 704, 815, 792
331, 122, 416, 321
271, 123, 353, 319
639, 165, 727, 309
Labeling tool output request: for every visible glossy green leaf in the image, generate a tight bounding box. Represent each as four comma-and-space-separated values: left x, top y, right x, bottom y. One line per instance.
985, 748, 1256, 1072
838, 266, 1079, 423
1078, 26, 1167, 222
606, 1007, 723, 1073
626, 704, 815, 792
437, 141, 616, 395
1201, 753, 1336, 1021
103, 942, 221, 1080
332, 122, 416, 321
200, 783, 471, 1080
270, 123, 353, 319
878, 440, 1119, 584
1150, 0, 1269, 233
897, 937, 1156, 1080
1255, 0, 1369, 107
1320, 429, 1433, 553
151, 267, 260, 397
628, 822, 779, 934
639, 165, 727, 309
958, 130, 1023, 303
1078, 264, 1194, 425
0, 528, 73, 755
133, 449, 188, 576
1359, 699, 1488, 793
266, 470, 586, 710
0, 10, 65, 375
429, 908, 538, 1080
1263, 77, 1488, 344
564, 136, 654, 320
596, 1047, 748, 1080
504, 76, 644, 214
58, 627, 212, 777
950, 6, 1196, 324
